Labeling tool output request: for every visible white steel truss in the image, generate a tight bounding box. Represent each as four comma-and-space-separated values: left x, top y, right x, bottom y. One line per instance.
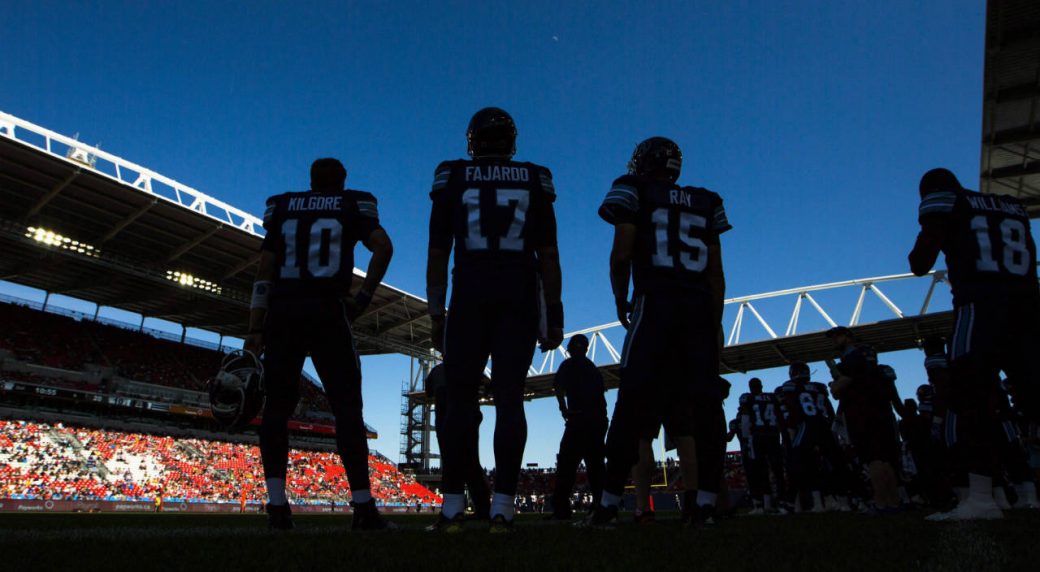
0, 110, 264, 236
527, 271, 950, 378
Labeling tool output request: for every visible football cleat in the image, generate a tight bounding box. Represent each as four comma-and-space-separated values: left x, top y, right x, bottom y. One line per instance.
628, 137, 682, 182
926, 500, 1004, 521
426, 513, 467, 536
574, 504, 618, 530
488, 514, 515, 534
266, 503, 294, 530
426, 513, 465, 533
350, 499, 399, 531
633, 509, 656, 524
681, 504, 717, 529
467, 107, 517, 159
209, 350, 265, 428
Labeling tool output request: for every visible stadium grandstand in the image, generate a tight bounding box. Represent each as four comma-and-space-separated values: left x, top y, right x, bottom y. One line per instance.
0, 110, 442, 512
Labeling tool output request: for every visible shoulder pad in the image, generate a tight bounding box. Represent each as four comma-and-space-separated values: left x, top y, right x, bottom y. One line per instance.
431, 161, 458, 194
350, 191, 379, 219
537, 165, 555, 196
918, 190, 957, 217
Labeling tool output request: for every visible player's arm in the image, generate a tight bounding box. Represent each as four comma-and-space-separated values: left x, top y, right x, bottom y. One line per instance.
427, 189, 454, 353
909, 191, 954, 276
553, 363, 569, 419
532, 172, 564, 351
908, 220, 944, 276
609, 223, 637, 328
537, 243, 564, 351
245, 249, 278, 355
358, 227, 394, 300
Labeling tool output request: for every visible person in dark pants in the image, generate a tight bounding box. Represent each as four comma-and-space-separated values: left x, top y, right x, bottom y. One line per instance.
426, 108, 564, 533
827, 326, 903, 512
547, 334, 607, 520
426, 363, 492, 518
739, 378, 787, 512
244, 158, 395, 531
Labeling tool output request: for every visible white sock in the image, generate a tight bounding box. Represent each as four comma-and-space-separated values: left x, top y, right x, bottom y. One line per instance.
441, 493, 466, 519
812, 491, 824, 509
993, 487, 1011, 510
696, 491, 717, 507
763, 494, 773, 510
1015, 483, 1038, 506
352, 489, 372, 504
265, 478, 287, 505
600, 491, 621, 508
490, 493, 515, 520
968, 474, 994, 505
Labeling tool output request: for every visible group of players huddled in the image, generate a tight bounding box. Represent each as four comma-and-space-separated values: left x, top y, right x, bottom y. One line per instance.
227, 105, 1039, 532
731, 330, 1038, 521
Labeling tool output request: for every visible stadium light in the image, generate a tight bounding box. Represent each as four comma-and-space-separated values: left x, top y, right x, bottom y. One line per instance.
24, 226, 99, 257
166, 270, 223, 295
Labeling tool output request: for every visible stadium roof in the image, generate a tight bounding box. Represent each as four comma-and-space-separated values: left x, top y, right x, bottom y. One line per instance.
0, 111, 432, 358
980, 0, 1040, 214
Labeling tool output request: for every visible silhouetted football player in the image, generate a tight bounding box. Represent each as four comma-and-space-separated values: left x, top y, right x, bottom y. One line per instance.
426, 108, 564, 532
827, 327, 903, 513
547, 334, 607, 520
909, 168, 1039, 520
245, 158, 395, 530
739, 377, 787, 513
585, 137, 730, 528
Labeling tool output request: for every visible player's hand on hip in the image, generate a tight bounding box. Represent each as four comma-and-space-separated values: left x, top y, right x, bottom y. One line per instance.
431, 316, 446, 354
343, 290, 373, 322
615, 298, 632, 329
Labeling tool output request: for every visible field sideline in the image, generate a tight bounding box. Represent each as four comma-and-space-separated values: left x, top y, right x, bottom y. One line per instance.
2, 510, 1037, 571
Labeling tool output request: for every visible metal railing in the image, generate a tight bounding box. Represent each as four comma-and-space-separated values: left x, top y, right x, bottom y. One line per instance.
527, 271, 950, 377
0, 110, 264, 236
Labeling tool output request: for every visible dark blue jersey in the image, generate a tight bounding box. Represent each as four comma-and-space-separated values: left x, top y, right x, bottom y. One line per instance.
598, 174, 730, 297
553, 356, 607, 417
260, 190, 381, 299
780, 380, 834, 425
739, 392, 780, 433
918, 188, 1038, 305
428, 158, 558, 274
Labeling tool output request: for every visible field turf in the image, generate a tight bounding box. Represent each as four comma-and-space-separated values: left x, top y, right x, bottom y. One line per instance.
1, 510, 1038, 571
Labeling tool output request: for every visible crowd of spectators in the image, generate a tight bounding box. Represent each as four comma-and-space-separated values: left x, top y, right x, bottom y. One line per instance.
0, 301, 331, 418
0, 419, 440, 507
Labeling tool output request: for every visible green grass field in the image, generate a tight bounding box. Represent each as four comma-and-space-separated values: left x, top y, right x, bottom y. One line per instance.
1, 510, 1038, 571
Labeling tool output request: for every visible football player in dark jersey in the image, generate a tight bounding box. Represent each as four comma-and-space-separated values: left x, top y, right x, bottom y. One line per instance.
426, 108, 564, 533
827, 327, 903, 513
780, 361, 850, 512
739, 378, 788, 514
584, 137, 730, 528
909, 168, 1040, 520
244, 158, 395, 531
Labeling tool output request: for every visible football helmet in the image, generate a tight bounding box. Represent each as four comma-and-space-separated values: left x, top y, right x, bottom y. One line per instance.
208, 349, 265, 428
916, 384, 934, 402
789, 361, 811, 383
467, 107, 517, 158
628, 137, 682, 182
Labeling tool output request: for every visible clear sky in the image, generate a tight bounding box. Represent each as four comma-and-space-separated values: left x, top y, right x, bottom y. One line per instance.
0, 1, 993, 466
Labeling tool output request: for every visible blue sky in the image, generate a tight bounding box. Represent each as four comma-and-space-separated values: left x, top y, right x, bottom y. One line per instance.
0, 1, 990, 466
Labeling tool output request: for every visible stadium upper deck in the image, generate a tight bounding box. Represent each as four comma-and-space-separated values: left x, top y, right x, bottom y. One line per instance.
0, 111, 431, 357
980, 0, 1040, 213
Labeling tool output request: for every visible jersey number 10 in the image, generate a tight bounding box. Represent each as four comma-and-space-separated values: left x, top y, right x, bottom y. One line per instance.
280, 218, 343, 279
